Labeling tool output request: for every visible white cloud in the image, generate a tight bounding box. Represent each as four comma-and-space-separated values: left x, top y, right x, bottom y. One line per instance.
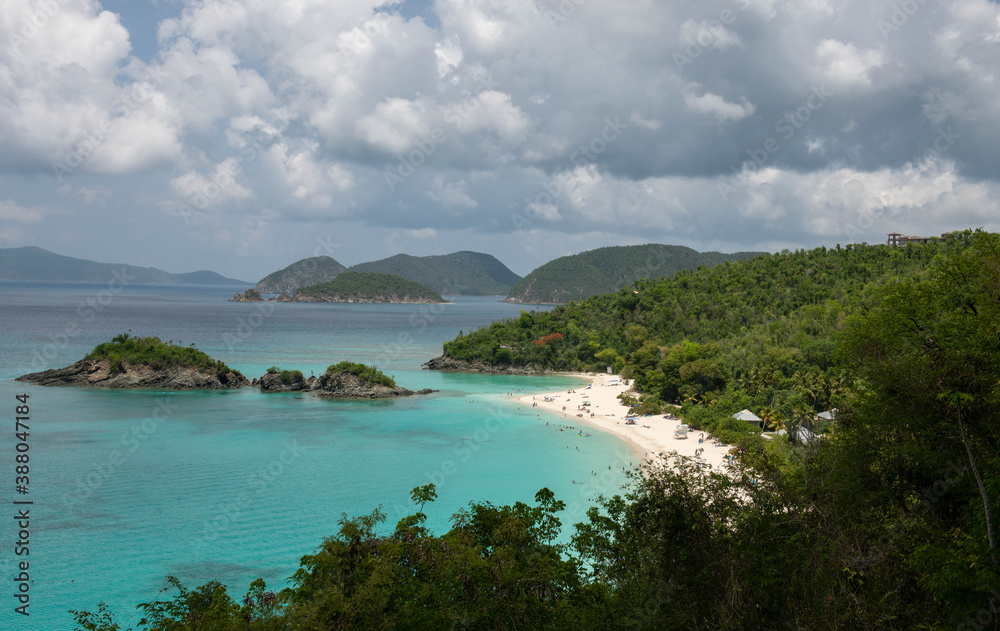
1, 0, 1000, 272
357, 98, 433, 154
815, 39, 884, 88
435, 36, 464, 78
426, 178, 478, 209
147, 39, 273, 134
0, 0, 143, 170
679, 20, 742, 51
683, 84, 755, 122
170, 157, 252, 208
447, 90, 530, 142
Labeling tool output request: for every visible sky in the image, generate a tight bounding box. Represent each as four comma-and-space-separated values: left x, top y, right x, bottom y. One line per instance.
1, 0, 999, 281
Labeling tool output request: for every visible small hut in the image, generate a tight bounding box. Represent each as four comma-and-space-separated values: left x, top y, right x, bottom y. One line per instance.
732, 409, 763, 427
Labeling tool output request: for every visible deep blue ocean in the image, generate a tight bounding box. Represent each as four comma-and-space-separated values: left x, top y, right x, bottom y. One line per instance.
0, 282, 631, 630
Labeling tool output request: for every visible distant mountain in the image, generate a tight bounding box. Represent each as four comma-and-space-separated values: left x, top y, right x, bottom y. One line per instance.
504, 244, 765, 304
293, 272, 447, 304
175, 270, 249, 285
254, 256, 347, 294
0, 246, 248, 285
349, 251, 521, 295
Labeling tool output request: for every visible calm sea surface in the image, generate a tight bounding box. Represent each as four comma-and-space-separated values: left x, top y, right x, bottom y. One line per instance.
0, 282, 631, 630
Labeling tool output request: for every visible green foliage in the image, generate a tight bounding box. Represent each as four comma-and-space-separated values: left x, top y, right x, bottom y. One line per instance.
86, 334, 241, 378
295, 272, 446, 303
831, 229, 1000, 618
266, 366, 279, 374
326, 361, 396, 388
505, 243, 763, 304
349, 251, 521, 296
443, 238, 967, 419
279, 369, 303, 384
280, 485, 596, 630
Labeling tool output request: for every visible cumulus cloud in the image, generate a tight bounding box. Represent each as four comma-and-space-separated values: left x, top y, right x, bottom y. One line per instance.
1, 0, 999, 274
683, 84, 756, 122
426, 178, 478, 209
815, 39, 884, 88
357, 98, 434, 154
170, 157, 252, 208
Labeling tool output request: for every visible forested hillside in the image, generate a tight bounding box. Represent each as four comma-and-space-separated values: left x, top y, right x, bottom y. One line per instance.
349, 251, 521, 295
293, 272, 446, 303
441, 238, 966, 419
254, 256, 347, 293
503, 243, 763, 304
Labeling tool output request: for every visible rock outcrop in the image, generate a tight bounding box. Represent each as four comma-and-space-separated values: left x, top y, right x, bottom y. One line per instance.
257, 372, 313, 392
313, 370, 419, 398
256, 369, 436, 399
422, 355, 552, 374
16, 359, 249, 389
231, 288, 264, 302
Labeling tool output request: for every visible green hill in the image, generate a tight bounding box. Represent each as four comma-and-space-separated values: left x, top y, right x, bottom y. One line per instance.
503, 244, 764, 303
254, 256, 347, 293
86, 333, 240, 376
293, 272, 447, 303
0, 246, 248, 284
437, 236, 973, 409
349, 251, 521, 295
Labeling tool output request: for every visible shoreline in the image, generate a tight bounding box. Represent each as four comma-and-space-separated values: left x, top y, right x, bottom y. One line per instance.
511, 372, 732, 472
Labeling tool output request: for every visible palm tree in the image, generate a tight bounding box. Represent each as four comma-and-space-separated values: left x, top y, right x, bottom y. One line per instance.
760, 406, 786, 432
793, 405, 814, 432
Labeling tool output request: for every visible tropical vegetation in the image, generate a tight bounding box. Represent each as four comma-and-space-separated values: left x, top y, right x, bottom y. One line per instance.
294, 272, 446, 303
254, 255, 347, 294
326, 361, 396, 388
349, 251, 522, 296
86, 333, 241, 377
503, 243, 763, 304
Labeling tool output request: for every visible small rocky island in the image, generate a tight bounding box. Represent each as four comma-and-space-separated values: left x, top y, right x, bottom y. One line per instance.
16, 334, 249, 389
230, 288, 292, 302
229, 273, 445, 303
254, 362, 435, 399
16, 334, 434, 398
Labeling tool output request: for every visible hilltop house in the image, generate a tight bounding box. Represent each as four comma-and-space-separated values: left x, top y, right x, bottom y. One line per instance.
886, 232, 951, 247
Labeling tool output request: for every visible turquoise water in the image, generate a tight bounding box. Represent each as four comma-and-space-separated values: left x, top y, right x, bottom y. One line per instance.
0, 283, 632, 630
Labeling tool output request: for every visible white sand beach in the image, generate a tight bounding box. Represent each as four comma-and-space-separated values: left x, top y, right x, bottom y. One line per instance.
513, 373, 733, 472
